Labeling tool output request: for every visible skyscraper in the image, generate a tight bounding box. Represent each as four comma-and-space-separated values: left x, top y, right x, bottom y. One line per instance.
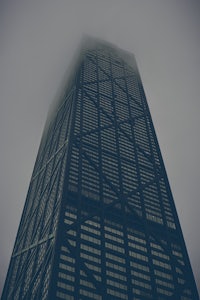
2, 38, 199, 299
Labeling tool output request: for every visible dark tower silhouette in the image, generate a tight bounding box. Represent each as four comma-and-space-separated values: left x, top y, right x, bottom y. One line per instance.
2, 38, 199, 300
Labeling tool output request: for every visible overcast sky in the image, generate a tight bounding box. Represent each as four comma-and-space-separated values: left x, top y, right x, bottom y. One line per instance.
1, 0, 200, 295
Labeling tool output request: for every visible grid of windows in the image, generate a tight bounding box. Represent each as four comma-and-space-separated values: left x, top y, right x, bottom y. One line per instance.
57, 41, 198, 299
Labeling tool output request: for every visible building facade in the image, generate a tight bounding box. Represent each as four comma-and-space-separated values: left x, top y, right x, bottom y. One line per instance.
2, 38, 199, 299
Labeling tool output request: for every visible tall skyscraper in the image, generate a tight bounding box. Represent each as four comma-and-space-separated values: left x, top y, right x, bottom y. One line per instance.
2, 38, 199, 300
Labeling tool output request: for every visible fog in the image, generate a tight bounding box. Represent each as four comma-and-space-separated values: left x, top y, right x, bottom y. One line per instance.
1, 0, 200, 294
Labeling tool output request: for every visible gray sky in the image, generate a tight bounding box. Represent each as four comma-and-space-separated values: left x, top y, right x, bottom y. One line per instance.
1, 0, 200, 295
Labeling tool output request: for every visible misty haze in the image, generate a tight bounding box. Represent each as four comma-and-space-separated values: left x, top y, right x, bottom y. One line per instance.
1, 0, 200, 297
